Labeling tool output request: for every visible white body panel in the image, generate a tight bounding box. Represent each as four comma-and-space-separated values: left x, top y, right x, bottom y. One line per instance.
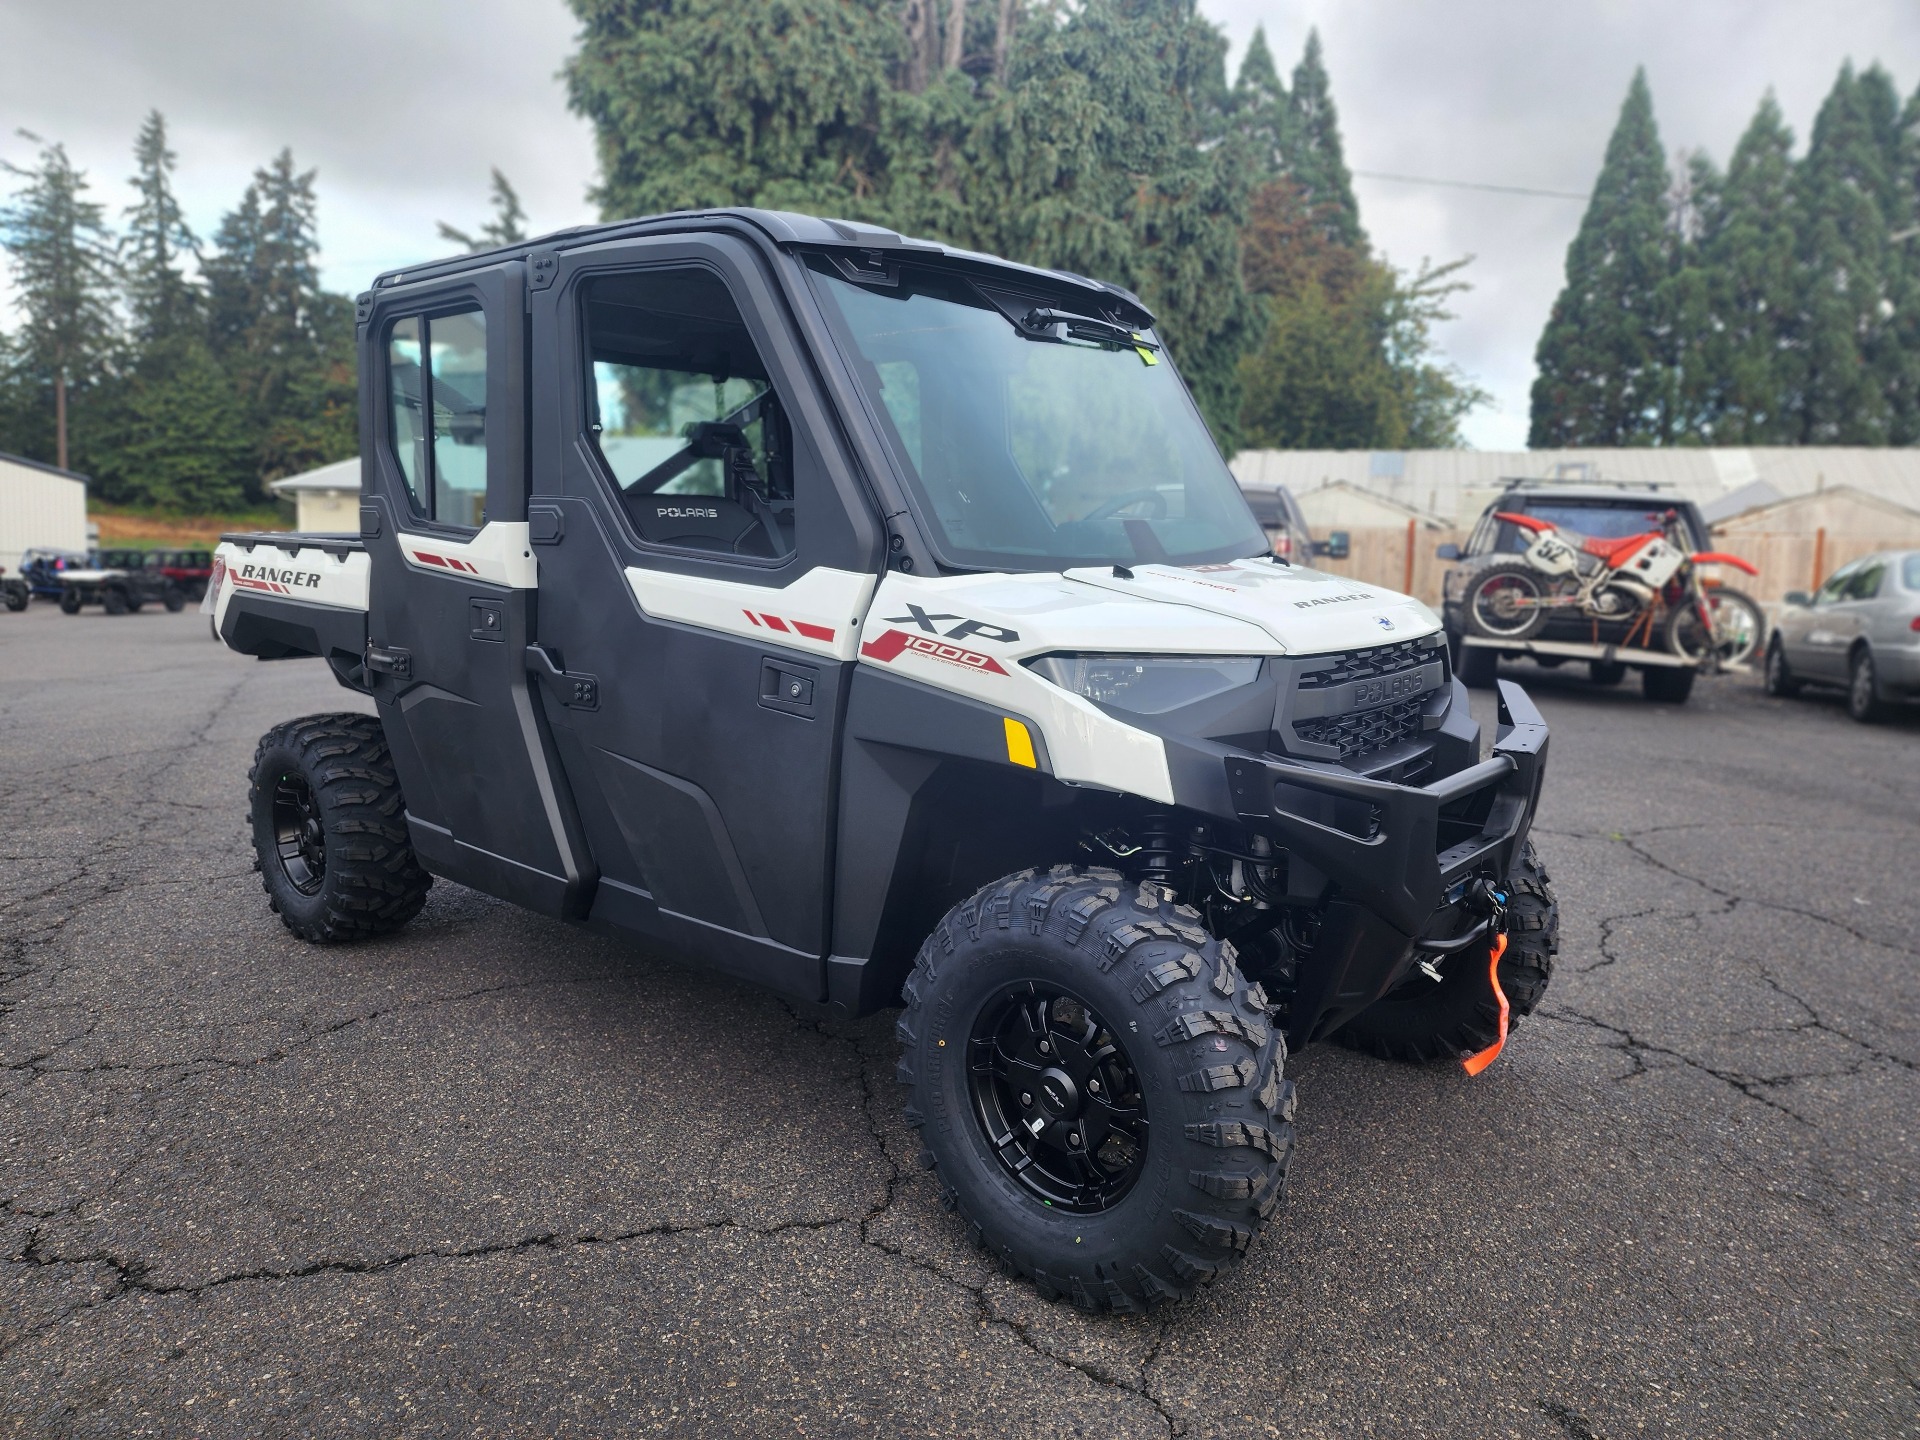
397, 522, 537, 589
212, 539, 372, 632
1523, 531, 1581, 576
625, 564, 879, 663
1618, 535, 1685, 589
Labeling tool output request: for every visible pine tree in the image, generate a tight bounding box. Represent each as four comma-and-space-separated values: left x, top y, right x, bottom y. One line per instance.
1285, 30, 1363, 250
1529, 68, 1676, 446
121, 111, 199, 343
1792, 64, 1898, 443
204, 149, 356, 493
1231, 27, 1288, 181
0, 135, 119, 472
1683, 94, 1799, 442
438, 168, 530, 253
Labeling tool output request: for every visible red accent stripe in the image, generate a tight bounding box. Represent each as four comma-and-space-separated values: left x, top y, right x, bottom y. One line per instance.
744, 609, 762, 626
762, 614, 791, 633
416, 552, 448, 568
792, 620, 836, 642
860, 628, 912, 662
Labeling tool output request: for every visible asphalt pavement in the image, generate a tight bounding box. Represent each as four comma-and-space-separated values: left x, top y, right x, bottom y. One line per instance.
2, 603, 1916, 1438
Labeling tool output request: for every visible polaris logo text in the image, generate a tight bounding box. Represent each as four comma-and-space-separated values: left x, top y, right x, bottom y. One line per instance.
860, 628, 1009, 675
1293, 592, 1369, 609
656, 506, 719, 520
239, 564, 322, 588
1352, 673, 1424, 708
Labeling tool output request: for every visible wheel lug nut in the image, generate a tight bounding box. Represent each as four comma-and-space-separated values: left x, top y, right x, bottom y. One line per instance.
1038, 1041, 1050, 1054
1068, 1133, 1081, 1147
1088, 1079, 1100, 1093
1020, 1092, 1033, 1107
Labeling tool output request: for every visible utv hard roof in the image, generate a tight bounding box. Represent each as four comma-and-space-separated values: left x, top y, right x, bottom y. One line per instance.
365, 207, 1154, 328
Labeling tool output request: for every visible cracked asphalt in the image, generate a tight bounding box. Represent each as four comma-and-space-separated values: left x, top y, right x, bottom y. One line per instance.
3, 604, 1917, 1439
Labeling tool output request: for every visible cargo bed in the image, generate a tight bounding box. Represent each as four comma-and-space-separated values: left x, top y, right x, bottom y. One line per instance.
212, 532, 372, 689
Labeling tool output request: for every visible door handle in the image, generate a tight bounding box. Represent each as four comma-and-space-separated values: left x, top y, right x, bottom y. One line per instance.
759, 657, 819, 718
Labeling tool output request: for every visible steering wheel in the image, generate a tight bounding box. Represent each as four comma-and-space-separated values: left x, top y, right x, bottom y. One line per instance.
1083, 488, 1169, 522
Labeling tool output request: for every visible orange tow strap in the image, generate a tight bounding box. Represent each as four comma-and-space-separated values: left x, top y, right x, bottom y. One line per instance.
1461, 933, 1510, 1076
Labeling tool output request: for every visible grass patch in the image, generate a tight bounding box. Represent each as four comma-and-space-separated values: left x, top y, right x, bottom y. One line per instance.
90, 502, 291, 548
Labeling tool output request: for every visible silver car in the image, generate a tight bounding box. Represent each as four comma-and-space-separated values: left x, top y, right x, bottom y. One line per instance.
1766, 550, 1920, 722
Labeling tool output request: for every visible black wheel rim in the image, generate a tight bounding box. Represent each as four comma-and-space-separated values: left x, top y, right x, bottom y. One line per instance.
1853, 656, 1874, 710
966, 981, 1149, 1213
271, 773, 327, 896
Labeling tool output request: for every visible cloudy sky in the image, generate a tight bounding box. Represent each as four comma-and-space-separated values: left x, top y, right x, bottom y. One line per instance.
4, 0, 1919, 448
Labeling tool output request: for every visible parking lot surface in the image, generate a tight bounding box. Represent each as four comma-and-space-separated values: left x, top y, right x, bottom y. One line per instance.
2, 604, 1917, 1438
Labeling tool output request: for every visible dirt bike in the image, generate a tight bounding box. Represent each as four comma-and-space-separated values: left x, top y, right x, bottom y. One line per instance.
1467, 509, 1764, 668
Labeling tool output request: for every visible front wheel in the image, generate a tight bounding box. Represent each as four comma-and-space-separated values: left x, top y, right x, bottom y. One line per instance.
162, 584, 185, 613
103, 588, 130, 616
248, 713, 432, 942
3, 584, 26, 613
1764, 637, 1801, 698
1334, 843, 1558, 1064
1665, 587, 1763, 668
898, 867, 1292, 1312
1466, 565, 1550, 641
59, 589, 83, 614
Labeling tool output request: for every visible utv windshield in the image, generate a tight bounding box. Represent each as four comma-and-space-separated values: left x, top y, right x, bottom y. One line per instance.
805, 256, 1268, 571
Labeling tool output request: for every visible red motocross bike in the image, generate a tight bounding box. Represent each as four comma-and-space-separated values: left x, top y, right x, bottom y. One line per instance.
1466, 509, 1764, 667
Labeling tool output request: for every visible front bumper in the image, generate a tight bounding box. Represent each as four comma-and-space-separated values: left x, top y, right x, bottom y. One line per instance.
1221, 679, 1550, 1043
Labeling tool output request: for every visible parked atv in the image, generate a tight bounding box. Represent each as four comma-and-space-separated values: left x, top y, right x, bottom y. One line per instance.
58, 549, 185, 616
210, 208, 1558, 1311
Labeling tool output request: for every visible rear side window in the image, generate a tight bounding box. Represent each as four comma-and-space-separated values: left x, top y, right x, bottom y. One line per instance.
1904, 555, 1920, 591
386, 308, 489, 529
581, 268, 795, 561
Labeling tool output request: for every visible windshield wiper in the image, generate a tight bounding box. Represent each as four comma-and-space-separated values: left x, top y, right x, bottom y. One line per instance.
1019, 307, 1160, 356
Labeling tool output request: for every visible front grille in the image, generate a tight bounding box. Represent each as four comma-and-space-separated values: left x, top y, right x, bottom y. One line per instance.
1294, 637, 1436, 689
1293, 695, 1427, 761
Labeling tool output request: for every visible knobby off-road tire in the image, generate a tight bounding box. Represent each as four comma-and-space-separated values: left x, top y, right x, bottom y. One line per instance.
1466, 564, 1550, 641
103, 587, 130, 616
898, 866, 1293, 1312
248, 712, 431, 943
162, 584, 185, 613
1334, 843, 1559, 1065
58, 589, 83, 614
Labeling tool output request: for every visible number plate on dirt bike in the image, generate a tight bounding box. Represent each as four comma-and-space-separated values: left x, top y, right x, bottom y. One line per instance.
1525, 533, 1578, 575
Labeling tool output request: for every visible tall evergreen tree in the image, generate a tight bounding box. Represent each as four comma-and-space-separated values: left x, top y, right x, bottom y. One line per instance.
1683, 95, 1800, 442
0, 135, 119, 472
121, 110, 199, 342
438, 168, 530, 253
204, 149, 355, 493
1529, 68, 1676, 446
1231, 27, 1288, 180
1284, 30, 1363, 250
1792, 63, 1899, 443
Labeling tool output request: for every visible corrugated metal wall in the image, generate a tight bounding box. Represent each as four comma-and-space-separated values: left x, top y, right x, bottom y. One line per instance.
0, 457, 89, 574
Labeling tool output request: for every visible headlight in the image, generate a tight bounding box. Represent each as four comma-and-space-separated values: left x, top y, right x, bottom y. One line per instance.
1024, 653, 1263, 714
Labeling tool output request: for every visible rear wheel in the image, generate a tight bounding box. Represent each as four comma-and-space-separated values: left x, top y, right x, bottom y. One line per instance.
59, 589, 83, 614
248, 713, 431, 942
103, 587, 129, 616
1665, 588, 1763, 668
1848, 648, 1889, 724
3, 584, 26, 613
1334, 844, 1558, 1064
1466, 565, 1550, 641
162, 584, 185, 613
1764, 637, 1801, 698
898, 867, 1292, 1312
1641, 666, 1695, 704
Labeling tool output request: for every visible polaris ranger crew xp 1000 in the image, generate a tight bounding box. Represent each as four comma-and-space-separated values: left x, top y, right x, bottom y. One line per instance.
211, 210, 1557, 1312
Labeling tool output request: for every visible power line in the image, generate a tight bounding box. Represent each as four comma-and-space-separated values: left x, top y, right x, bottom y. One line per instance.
1353, 170, 1589, 201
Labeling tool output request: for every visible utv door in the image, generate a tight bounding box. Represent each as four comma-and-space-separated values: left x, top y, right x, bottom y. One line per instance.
525, 234, 886, 1000
360, 264, 591, 916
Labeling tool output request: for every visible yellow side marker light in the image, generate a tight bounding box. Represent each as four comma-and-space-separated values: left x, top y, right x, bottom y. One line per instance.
1003, 717, 1038, 769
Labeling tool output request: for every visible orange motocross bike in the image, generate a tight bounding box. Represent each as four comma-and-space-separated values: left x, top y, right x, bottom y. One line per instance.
1466, 509, 1764, 668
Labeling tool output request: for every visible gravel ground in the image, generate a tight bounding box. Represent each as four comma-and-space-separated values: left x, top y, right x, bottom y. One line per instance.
2, 603, 1916, 1439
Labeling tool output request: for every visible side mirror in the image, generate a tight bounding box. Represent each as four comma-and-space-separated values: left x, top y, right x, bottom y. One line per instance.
1782, 590, 1812, 607
1435, 542, 1461, 561
1317, 531, 1351, 561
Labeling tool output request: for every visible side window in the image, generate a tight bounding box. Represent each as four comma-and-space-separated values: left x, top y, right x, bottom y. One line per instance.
385, 308, 489, 529
582, 268, 795, 561
1815, 564, 1857, 605
1847, 563, 1884, 601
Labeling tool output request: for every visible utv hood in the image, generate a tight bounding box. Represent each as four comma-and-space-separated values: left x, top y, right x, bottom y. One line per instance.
1061, 558, 1441, 655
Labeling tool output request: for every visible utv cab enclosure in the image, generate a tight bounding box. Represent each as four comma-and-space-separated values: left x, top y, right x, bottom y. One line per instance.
213, 209, 1558, 1312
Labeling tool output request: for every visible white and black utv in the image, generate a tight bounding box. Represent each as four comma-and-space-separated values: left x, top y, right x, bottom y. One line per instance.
211, 209, 1558, 1312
